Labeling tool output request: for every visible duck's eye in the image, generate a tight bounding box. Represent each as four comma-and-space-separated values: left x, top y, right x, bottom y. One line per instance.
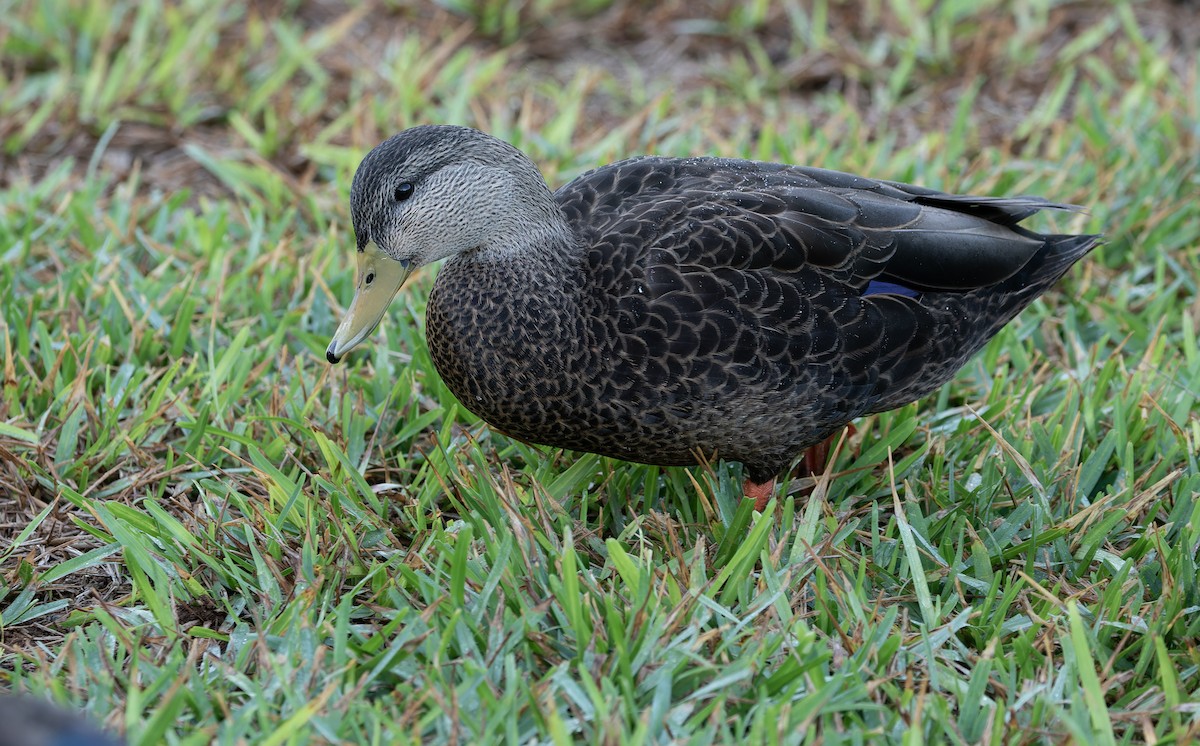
394, 182, 414, 202
365, 271, 375, 285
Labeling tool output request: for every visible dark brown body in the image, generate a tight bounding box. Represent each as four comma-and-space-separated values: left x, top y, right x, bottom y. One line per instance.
425, 156, 1097, 482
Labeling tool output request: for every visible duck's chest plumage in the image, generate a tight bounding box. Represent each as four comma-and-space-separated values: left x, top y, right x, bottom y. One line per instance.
424, 243, 724, 466
425, 253, 601, 440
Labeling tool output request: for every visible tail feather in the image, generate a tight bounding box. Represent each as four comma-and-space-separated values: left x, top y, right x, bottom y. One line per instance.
866, 230, 1099, 412
1011, 233, 1100, 292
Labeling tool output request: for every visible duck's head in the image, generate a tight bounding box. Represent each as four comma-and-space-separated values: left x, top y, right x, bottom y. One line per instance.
326, 125, 557, 364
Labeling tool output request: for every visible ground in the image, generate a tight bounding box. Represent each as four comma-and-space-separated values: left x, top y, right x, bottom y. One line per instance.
1, 0, 1198, 743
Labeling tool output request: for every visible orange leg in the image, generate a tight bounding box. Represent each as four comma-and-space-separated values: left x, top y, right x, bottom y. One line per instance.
801, 423, 857, 478
743, 424, 859, 508
743, 478, 776, 512
802, 438, 831, 476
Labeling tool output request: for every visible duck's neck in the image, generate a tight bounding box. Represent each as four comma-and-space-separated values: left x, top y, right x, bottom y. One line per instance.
433, 200, 587, 329
458, 183, 572, 255
444, 203, 584, 296
470, 220, 578, 264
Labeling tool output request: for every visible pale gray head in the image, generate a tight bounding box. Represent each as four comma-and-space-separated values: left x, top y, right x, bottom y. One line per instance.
350, 124, 562, 266
327, 125, 565, 364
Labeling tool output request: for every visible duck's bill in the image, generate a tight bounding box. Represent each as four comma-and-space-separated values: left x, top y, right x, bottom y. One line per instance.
326, 242, 412, 364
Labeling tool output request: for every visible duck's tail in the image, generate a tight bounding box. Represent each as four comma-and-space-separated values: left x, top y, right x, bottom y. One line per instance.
1017, 232, 1101, 291
969, 228, 1100, 352
976, 229, 1100, 343
868, 230, 1099, 412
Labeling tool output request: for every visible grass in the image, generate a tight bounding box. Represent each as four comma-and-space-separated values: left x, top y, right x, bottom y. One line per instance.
1, 0, 1199, 743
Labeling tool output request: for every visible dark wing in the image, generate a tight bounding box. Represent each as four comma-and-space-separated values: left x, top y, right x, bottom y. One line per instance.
554, 156, 1076, 423
559, 157, 1072, 290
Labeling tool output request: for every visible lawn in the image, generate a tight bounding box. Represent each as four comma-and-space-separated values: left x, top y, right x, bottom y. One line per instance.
1, 0, 1198, 743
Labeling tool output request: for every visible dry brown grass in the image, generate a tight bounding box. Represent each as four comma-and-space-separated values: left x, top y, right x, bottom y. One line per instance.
3, 0, 1196, 196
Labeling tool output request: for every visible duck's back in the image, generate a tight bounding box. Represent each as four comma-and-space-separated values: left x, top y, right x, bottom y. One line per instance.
429, 156, 1097, 481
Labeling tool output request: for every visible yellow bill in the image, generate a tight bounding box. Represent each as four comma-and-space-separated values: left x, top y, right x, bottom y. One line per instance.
326, 241, 413, 364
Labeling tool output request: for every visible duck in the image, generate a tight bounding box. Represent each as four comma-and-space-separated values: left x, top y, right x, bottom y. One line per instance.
326, 125, 1098, 510
0, 695, 122, 746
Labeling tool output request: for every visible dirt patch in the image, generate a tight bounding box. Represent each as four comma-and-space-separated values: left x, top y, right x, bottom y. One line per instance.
3, 0, 1196, 198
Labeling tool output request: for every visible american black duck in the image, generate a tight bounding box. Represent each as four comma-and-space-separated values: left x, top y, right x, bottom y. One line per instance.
327, 125, 1098, 509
